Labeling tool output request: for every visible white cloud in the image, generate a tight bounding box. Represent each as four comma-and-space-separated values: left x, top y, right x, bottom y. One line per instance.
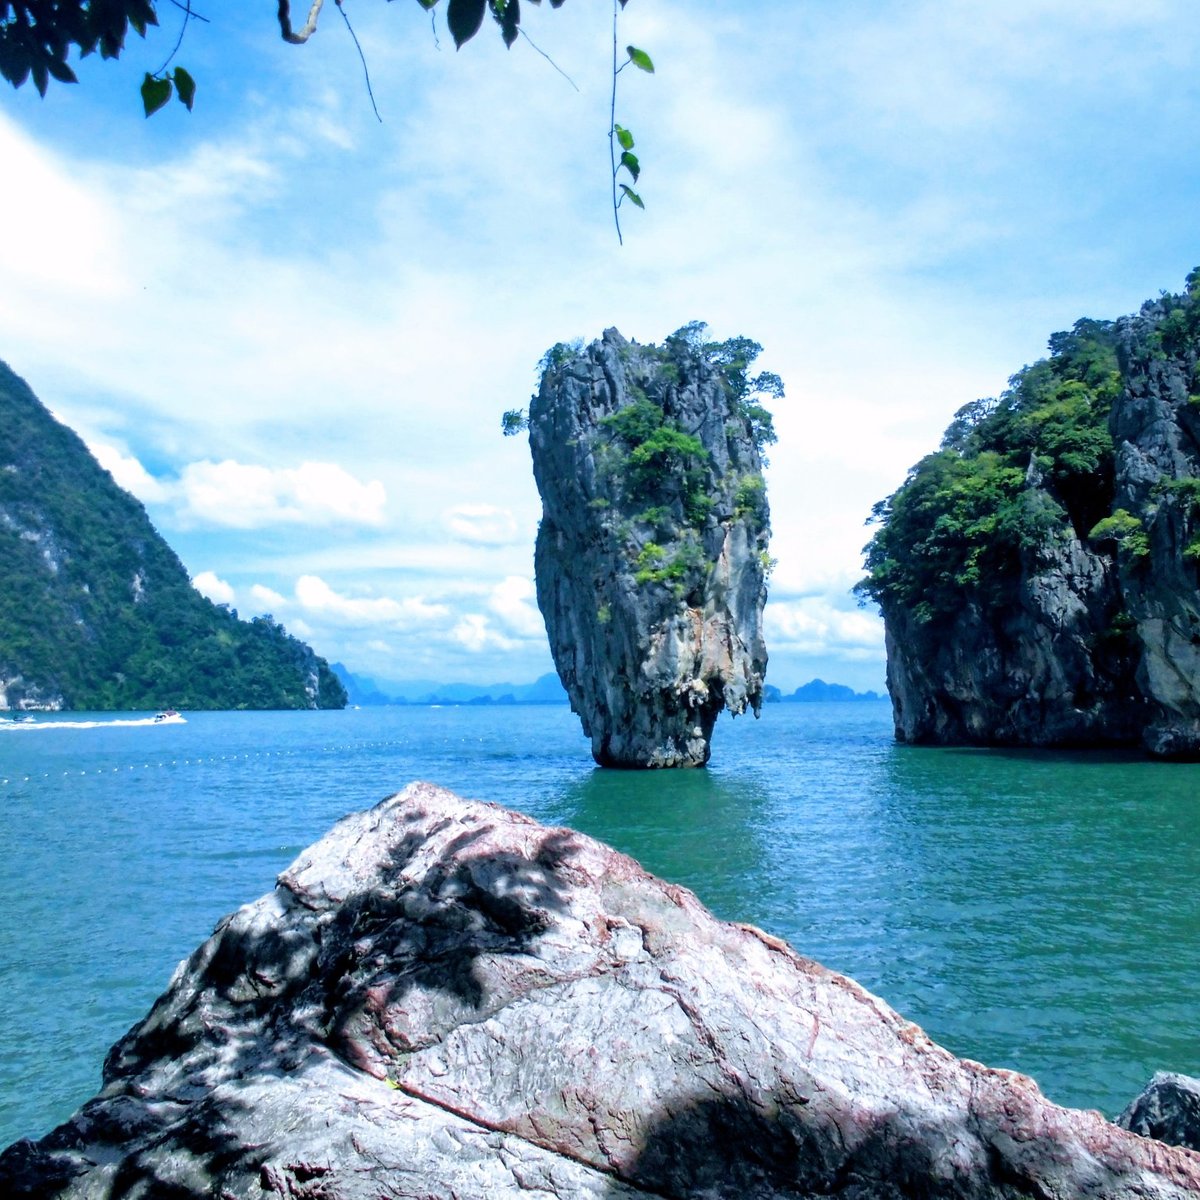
250, 584, 288, 611
293, 575, 448, 626
487, 575, 545, 638
444, 504, 520, 545
192, 570, 235, 606
451, 614, 516, 653
765, 597, 885, 660
87, 441, 171, 505
176, 460, 387, 529
0, 118, 125, 299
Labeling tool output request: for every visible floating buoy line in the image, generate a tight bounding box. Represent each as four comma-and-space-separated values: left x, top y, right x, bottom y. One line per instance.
0, 739, 420, 788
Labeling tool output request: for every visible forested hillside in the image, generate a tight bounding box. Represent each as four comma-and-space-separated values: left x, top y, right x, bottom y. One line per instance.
0, 362, 346, 711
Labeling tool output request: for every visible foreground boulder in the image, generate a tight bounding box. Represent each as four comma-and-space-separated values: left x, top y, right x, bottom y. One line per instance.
1119, 1072, 1200, 1152
3, 782, 1198, 1198
529, 326, 775, 767
860, 275, 1200, 755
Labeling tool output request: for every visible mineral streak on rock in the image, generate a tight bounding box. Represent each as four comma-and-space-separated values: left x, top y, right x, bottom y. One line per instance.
3, 782, 1198, 1198
529, 326, 773, 767
861, 275, 1200, 756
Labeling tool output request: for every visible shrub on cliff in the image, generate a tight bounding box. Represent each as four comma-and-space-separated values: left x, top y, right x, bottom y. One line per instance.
858, 316, 1122, 623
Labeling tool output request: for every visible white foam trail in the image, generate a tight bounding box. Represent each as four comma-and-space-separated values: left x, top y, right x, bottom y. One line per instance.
0, 716, 187, 731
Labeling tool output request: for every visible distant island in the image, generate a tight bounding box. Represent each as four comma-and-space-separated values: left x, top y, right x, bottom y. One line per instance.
764, 680, 885, 703
0, 362, 345, 712
334, 665, 882, 708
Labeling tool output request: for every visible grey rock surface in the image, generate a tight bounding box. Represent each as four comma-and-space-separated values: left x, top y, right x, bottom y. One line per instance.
881, 291, 1200, 755
529, 329, 770, 767
1119, 1072, 1200, 1153
4, 781, 1199, 1198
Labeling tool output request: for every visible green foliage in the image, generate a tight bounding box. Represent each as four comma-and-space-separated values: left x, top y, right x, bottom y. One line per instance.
610, 14, 652, 241
537, 339, 584, 376
1155, 476, 1200, 510
0, 0, 158, 95
600, 400, 712, 533
633, 536, 702, 587
659, 321, 782, 457
140, 65, 195, 116
533, 323, 777, 596
626, 45, 653, 73
1088, 509, 1150, 559
0, 361, 346, 711
860, 315, 1124, 620
501, 408, 528, 436
734, 472, 768, 524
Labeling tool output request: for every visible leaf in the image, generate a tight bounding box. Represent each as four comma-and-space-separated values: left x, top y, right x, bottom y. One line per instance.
620, 150, 640, 182
626, 45, 654, 73
491, 0, 520, 47
619, 183, 645, 210
172, 66, 195, 111
447, 0, 487, 48
46, 56, 77, 85
615, 124, 634, 151
141, 72, 172, 117
415, 0, 438, 7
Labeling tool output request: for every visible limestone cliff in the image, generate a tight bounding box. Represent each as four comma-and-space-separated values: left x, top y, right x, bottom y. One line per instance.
4, 784, 1198, 1198
861, 274, 1200, 755
529, 326, 775, 767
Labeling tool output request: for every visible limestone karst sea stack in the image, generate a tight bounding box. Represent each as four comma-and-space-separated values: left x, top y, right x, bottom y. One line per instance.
860, 272, 1200, 756
527, 325, 778, 767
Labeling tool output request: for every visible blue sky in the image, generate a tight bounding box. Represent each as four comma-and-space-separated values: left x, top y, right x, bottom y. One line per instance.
3, 0, 1199, 692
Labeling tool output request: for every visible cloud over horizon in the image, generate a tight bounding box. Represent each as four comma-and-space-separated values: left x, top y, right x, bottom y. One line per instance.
6, 0, 1200, 692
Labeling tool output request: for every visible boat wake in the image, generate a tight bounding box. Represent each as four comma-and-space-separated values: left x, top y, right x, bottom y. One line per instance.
1, 714, 187, 731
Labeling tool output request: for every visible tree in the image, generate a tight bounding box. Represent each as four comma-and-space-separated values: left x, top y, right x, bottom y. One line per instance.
1, 0, 652, 232
0, 1, 560, 97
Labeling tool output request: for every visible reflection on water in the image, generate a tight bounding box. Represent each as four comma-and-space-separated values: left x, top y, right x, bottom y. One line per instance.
864, 743, 1200, 1113
1, 701, 1198, 1146
554, 765, 770, 925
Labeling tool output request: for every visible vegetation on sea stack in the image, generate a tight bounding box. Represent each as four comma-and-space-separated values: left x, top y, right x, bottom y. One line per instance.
857, 316, 1124, 622
515, 321, 779, 597
858, 269, 1200, 753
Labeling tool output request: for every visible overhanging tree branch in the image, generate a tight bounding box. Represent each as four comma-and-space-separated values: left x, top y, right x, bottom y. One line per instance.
278, 0, 326, 45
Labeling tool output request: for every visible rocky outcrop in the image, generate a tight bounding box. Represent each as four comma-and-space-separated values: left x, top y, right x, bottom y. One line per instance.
865, 278, 1200, 755
882, 529, 1143, 747
1119, 1073, 1200, 1152
529, 328, 772, 767
4, 782, 1199, 1199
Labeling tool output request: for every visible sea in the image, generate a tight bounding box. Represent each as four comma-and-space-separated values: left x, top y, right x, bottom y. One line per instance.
1, 701, 1197, 1149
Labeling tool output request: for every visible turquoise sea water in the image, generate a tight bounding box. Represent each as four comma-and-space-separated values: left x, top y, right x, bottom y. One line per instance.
1, 702, 1197, 1147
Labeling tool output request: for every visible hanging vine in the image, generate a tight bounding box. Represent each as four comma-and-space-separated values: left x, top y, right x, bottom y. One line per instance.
609, 0, 653, 244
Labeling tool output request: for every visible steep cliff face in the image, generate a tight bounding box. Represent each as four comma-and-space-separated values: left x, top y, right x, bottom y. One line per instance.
861, 275, 1200, 755
0, 361, 346, 711
529, 326, 774, 767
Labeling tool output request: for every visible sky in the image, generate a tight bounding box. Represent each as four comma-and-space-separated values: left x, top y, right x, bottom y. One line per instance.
2, 0, 1200, 693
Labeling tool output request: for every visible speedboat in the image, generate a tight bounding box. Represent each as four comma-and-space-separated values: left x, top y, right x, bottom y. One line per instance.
153, 709, 184, 724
